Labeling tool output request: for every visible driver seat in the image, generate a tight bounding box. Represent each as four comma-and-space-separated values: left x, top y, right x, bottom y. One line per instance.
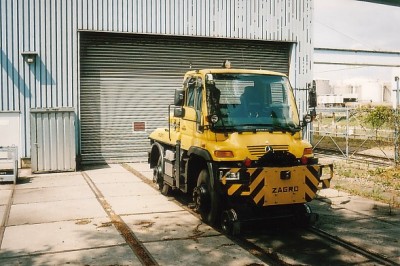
241, 86, 262, 116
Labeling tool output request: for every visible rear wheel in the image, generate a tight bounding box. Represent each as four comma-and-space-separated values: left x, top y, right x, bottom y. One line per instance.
193, 169, 221, 226
153, 156, 170, 196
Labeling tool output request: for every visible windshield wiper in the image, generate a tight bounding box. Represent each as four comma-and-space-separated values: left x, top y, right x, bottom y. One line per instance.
213, 123, 301, 134
271, 123, 301, 134
237, 123, 300, 134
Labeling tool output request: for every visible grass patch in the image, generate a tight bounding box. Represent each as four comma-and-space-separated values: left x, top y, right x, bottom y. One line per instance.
332, 160, 400, 207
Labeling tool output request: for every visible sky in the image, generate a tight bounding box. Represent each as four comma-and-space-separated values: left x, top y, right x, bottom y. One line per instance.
313, 0, 400, 89
314, 0, 400, 51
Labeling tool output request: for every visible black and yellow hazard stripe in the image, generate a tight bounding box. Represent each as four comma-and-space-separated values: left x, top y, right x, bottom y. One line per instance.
225, 167, 265, 206
223, 164, 332, 206
305, 165, 320, 202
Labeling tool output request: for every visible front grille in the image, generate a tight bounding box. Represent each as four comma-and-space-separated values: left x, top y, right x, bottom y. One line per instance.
247, 145, 289, 158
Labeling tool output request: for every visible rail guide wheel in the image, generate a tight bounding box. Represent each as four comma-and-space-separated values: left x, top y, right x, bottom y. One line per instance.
294, 203, 319, 227
221, 209, 241, 236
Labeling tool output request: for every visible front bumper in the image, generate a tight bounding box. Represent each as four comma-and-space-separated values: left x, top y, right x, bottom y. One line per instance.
219, 164, 333, 207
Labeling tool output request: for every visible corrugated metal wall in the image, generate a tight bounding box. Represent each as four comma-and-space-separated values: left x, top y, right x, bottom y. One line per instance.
79, 0, 311, 42
0, 0, 79, 159
0, 0, 313, 160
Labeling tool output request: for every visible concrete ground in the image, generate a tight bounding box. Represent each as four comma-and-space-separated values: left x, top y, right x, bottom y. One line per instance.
0, 163, 398, 265
0, 163, 266, 266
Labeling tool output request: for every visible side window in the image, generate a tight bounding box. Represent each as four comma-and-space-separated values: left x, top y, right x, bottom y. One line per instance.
195, 82, 203, 111
195, 80, 203, 125
186, 78, 196, 107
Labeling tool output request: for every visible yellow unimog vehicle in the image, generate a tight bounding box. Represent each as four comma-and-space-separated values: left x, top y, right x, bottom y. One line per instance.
148, 63, 333, 234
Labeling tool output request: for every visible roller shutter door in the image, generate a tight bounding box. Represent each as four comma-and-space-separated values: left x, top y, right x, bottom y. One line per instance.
80, 32, 291, 164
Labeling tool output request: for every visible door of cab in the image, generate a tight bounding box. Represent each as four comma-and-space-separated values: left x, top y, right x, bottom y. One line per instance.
180, 75, 204, 150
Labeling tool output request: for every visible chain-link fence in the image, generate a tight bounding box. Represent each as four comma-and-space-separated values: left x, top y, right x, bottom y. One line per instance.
310, 107, 399, 164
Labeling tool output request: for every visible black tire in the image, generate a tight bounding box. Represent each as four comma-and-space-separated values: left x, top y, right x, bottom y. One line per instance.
221, 209, 241, 236
293, 203, 317, 227
195, 169, 221, 226
160, 182, 171, 196
153, 156, 170, 196
221, 211, 233, 235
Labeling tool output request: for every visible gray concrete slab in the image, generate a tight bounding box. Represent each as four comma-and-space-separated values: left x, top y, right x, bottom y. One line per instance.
94, 182, 158, 197
0, 218, 125, 255
315, 190, 397, 222
121, 211, 219, 242
314, 206, 400, 260
0, 183, 14, 190
125, 162, 153, 181
0, 189, 12, 205
106, 194, 183, 215
12, 185, 95, 204
317, 188, 351, 198
8, 198, 107, 226
0, 205, 6, 225
83, 164, 129, 175
86, 171, 142, 184
126, 162, 152, 173
16, 172, 87, 189
144, 235, 266, 266
0, 245, 142, 266
311, 192, 400, 262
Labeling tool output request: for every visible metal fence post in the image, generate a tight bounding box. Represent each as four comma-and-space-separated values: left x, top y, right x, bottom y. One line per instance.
395, 76, 399, 165
346, 108, 349, 158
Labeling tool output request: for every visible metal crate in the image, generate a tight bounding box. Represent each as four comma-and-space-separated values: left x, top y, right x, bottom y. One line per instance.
0, 146, 18, 184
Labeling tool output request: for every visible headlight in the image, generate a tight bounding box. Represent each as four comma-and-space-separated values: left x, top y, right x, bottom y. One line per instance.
220, 171, 240, 180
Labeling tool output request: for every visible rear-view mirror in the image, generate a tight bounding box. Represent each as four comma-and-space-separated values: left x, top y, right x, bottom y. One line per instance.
308, 81, 317, 108
174, 89, 184, 106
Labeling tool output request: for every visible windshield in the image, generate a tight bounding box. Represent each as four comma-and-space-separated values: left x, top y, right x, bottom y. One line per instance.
207, 73, 300, 133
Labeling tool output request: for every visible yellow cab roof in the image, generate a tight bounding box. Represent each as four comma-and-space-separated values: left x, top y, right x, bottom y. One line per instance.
185, 68, 287, 77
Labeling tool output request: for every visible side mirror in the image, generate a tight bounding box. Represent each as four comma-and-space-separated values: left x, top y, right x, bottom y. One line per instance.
174, 107, 185, 118
302, 114, 313, 127
308, 80, 317, 108
174, 89, 184, 106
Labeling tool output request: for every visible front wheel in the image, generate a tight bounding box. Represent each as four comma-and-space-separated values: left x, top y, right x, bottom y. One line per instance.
193, 169, 221, 226
153, 156, 170, 196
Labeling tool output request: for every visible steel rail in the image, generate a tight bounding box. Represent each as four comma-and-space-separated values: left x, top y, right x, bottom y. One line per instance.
122, 163, 285, 266
123, 163, 399, 265
81, 171, 158, 266
314, 149, 393, 166
309, 226, 399, 266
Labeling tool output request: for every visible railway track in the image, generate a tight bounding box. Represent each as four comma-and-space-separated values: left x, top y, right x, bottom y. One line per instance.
314, 148, 394, 166
124, 164, 399, 266
2, 165, 397, 265
82, 171, 158, 266
308, 226, 398, 266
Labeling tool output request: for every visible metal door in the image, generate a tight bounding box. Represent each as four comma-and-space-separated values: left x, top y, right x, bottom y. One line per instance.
30, 108, 76, 173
